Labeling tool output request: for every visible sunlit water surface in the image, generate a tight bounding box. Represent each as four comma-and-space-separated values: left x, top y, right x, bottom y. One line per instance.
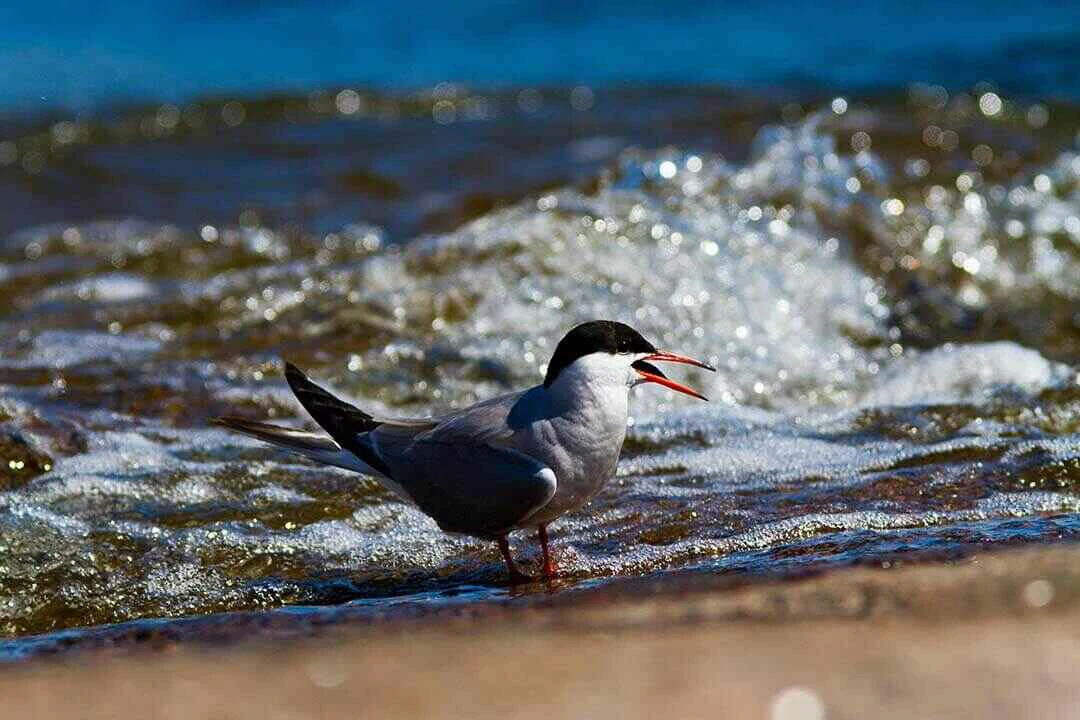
0, 87, 1078, 657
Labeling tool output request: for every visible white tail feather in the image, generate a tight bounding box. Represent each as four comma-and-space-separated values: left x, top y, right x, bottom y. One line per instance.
213, 417, 384, 476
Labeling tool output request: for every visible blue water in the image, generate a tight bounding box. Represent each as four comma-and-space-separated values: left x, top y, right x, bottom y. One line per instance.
2, 0, 1080, 661
2, 1, 1079, 111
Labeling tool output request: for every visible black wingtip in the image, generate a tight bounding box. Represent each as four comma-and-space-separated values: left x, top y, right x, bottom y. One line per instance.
283, 361, 309, 394
279, 359, 382, 440
283, 360, 303, 378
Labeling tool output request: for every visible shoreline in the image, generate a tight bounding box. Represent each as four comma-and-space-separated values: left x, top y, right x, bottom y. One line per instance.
5, 543, 1080, 717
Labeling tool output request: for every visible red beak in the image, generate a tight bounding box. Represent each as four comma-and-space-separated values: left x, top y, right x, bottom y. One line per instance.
644, 351, 716, 372
632, 351, 715, 402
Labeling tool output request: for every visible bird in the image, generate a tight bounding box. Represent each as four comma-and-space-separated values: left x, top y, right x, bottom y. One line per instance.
214, 320, 714, 583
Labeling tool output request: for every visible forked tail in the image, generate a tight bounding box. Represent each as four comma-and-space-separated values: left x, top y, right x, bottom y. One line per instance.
283, 362, 382, 443
211, 416, 379, 474
214, 361, 391, 476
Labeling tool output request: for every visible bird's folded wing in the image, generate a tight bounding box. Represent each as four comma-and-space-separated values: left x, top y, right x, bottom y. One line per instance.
404, 390, 525, 448
371, 425, 555, 536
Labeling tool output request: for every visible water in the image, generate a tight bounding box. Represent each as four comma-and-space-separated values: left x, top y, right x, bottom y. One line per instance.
4, 1, 1080, 110
1, 81, 1079, 657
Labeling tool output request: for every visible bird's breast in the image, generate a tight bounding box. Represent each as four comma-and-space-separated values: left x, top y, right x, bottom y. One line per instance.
514, 389, 628, 524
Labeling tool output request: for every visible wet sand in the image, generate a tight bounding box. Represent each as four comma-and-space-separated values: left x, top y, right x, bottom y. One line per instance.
5, 544, 1080, 719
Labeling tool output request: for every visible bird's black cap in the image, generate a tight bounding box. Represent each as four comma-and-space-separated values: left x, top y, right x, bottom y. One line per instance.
543, 320, 656, 387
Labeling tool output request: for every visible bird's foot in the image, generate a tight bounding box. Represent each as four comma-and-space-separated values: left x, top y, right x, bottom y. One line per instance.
497, 535, 536, 585
538, 524, 560, 580
507, 567, 537, 585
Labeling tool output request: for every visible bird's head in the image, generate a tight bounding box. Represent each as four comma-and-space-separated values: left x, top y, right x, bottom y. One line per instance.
543, 320, 714, 401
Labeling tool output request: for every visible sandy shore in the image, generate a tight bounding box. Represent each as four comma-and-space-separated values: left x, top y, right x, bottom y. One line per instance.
6, 545, 1080, 719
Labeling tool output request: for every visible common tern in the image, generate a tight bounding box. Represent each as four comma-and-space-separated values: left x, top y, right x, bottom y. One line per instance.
215, 320, 714, 582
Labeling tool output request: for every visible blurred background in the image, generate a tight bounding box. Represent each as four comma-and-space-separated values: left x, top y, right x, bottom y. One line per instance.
4, 1, 1080, 109
1, 0, 1079, 662
3, 0, 1080, 237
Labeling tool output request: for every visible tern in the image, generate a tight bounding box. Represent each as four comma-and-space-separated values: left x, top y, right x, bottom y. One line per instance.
215, 320, 713, 582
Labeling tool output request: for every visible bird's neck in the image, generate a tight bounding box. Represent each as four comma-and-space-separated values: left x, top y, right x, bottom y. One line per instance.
544, 357, 631, 426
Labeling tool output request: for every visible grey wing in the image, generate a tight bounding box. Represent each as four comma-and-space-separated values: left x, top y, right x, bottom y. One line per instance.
271, 364, 551, 535
406, 390, 527, 447
365, 391, 555, 537
358, 389, 523, 455
350, 391, 525, 448
378, 438, 556, 537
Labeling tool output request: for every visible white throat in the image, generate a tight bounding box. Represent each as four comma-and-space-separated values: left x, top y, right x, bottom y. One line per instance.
545, 353, 635, 414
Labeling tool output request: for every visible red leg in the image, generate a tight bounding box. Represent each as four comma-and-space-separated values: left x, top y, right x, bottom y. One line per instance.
497, 535, 532, 584
538, 524, 558, 579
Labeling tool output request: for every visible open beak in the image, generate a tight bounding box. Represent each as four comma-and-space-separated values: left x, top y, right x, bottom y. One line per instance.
632, 351, 716, 402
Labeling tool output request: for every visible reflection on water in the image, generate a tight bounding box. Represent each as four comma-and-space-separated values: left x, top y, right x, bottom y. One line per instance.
0, 86, 1078, 654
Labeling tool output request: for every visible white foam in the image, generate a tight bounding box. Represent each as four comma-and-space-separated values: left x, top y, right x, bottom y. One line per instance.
861, 342, 1065, 407
0, 115, 1077, 636
332, 128, 891, 411
1, 331, 162, 369
38, 272, 155, 304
